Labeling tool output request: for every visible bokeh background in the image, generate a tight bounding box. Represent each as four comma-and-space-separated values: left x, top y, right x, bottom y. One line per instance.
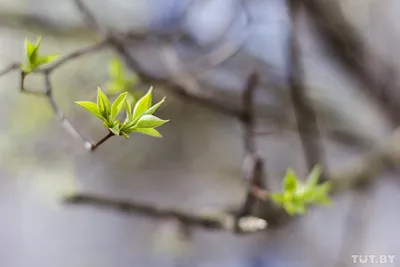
0, 0, 399, 266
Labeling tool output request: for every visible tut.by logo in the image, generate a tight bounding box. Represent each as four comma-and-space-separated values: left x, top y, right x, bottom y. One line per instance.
351, 254, 396, 264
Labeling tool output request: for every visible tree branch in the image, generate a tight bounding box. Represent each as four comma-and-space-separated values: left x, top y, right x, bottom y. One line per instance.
64, 193, 268, 232
301, 0, 400, 127
287, 0, 326, 180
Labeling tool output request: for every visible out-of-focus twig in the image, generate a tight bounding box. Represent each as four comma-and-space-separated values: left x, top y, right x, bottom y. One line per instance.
301, 0, 400, 127
287, 0, 326, 181
64, 193, 268, 232
0, 63, 20, 77
234, 73, 269, 232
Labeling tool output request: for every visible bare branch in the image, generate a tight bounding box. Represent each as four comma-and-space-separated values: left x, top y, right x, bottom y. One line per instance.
287, 0, 326, 180
109, 36, 246, 120
72, 0, 105, 34
0, 63, 20, 77
301, 0, 400, 126
64, 193, 267, 232
41, 39, 110, 73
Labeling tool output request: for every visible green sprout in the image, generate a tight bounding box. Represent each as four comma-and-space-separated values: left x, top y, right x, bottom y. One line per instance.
75, 87, 169, 138
106, 57, 140, 103
270, 165, 332, 216
22, 36, 59, 73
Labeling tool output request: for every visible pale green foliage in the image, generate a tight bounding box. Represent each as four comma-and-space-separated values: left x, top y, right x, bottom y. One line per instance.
75, 87, 168, 138
270, 165, 332, 215
22, 36, 58, 73
106, 57, 140, 103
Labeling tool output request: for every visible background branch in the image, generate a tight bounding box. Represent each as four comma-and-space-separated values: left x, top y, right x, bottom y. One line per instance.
288, 0, 326, 181
301, 0, 400, 127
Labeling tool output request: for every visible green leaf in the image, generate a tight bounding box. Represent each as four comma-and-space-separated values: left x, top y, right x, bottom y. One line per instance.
283, 202, 297, 216
121, 131, 130, 139
270, 193, 284, 205
24, 39, 35, 63
109, 57, 124, 79
35, 55, 59, 66
131, 127, 162, 138
283, 169, 298, 193
312, 182, 332, 205
110, 92, 128, 122
306, 165, 322, 188
135, 115, 169, 128
30, 36, 41, 64
109, 124, 120, 136
97, 87, 111, 119
132, 87, 153, 119
75, 101, 104, 121
124, 98, 133, 124
145, 97, 166, 115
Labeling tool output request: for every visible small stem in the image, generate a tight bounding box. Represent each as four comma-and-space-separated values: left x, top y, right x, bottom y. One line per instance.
20, 71, 26, 92
90, 131, 114, 151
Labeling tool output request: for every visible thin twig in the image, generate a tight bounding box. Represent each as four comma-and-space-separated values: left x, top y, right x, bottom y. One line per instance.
64, 193, 255, 232
0, 63, 20, 77
287, 0, 326, 181
110, 36, 245, 120
72, 0, 105, 34
234, 73, 270, 232
42, 73, 93, 148
242, 73, 259, 152
90, 131, 114, 151
41, 39, 110, 73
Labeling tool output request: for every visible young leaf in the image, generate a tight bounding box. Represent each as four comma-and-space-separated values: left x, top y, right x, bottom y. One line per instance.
131, 127, 162, 138
312, 182, 332, 205
97, 87, 111, 119
110, 92, 128, 122
121, 131, 130, 139
35, 55, 59, 66
124, 98, 133, 124
75, 101, 104, 121
30, 36, 42, 64
24, 39, 35, 64
132, 87, 153, 119
306, 165, 322, 188
109, 124, 120, 136
135, 115, 169, 128
144, 97, 166, 115
283, 201, 297, 216
283, 169, 298, 193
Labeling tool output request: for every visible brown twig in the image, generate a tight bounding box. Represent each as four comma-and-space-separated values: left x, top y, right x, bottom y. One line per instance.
90, 131, 114, 151
64, 193, 269, 232
233, 73, 271, 232
287, 0, 326, 181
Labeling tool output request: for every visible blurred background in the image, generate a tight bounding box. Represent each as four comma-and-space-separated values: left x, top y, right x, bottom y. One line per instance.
0, 0, 399, 266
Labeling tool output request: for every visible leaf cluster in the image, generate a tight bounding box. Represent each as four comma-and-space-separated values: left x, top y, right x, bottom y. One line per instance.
76, 87, 169, 138
23, 36, 58, 73
270, 165, 332, 215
